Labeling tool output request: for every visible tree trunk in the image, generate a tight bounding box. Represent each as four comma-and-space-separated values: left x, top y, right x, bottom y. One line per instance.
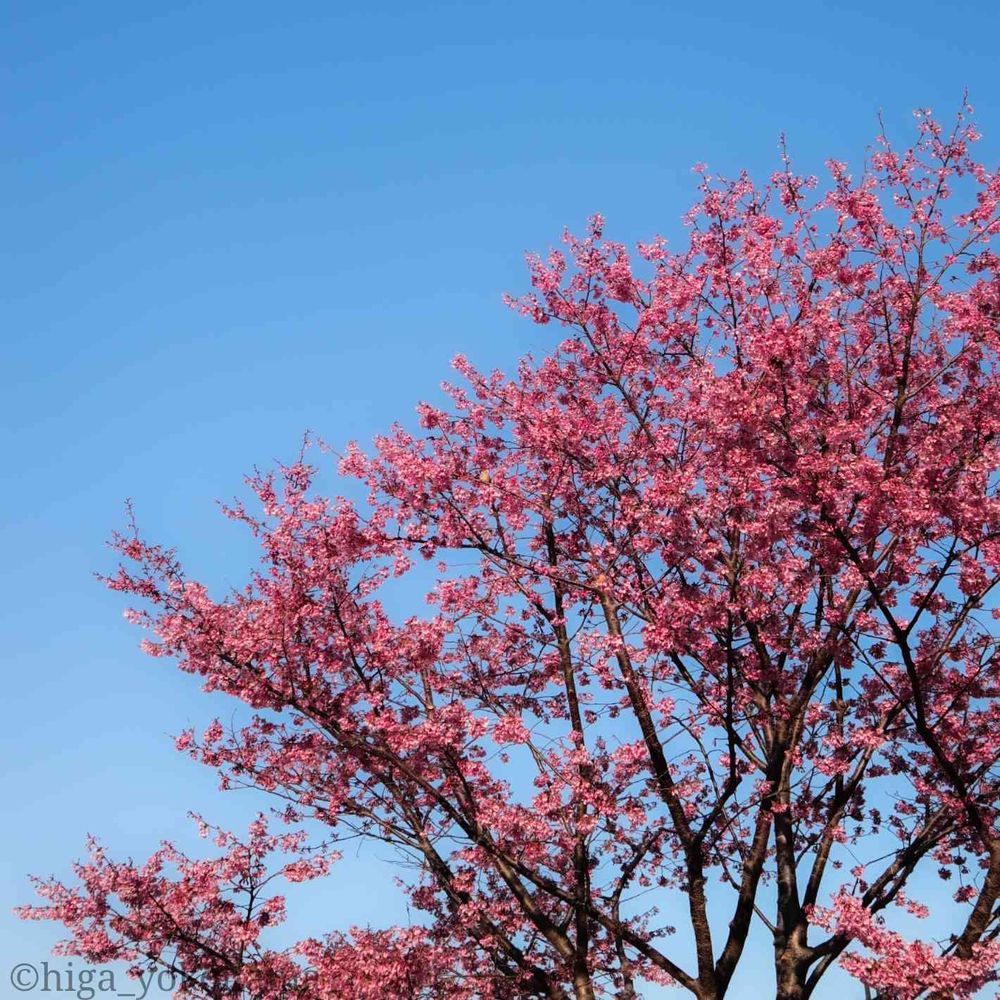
774, 929, 810, 1000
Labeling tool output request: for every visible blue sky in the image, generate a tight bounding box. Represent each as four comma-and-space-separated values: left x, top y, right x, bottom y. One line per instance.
2, 2, 998, 997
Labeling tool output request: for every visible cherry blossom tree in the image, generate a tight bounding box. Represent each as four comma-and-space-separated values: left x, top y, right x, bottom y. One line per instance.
19, 103, 1000, 1000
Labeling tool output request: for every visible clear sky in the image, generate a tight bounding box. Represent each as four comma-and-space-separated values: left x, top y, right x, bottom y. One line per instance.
2, 2, 998, 998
